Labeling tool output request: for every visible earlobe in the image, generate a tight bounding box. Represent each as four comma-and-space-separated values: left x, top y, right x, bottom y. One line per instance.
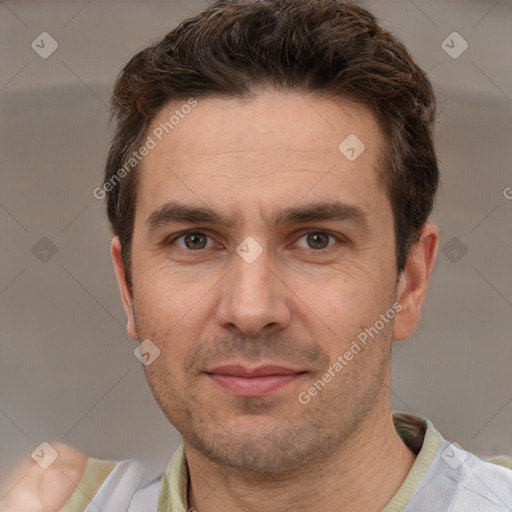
111, 237, 138, 341
393, 223, 439, 342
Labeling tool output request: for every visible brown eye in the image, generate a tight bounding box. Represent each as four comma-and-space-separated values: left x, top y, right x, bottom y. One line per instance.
295, 231, 338, 251
306, 232, 330, 249
171, 231, 213, 250
184, 232, 208, 249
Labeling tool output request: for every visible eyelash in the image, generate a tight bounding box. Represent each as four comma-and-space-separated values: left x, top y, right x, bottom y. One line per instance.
166, 229, 344, 254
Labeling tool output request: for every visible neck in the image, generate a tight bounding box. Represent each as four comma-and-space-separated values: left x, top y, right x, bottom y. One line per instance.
185, 404, 417, 512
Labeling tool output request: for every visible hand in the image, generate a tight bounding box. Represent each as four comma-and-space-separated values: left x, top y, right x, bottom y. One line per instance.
0, 443, 87, 512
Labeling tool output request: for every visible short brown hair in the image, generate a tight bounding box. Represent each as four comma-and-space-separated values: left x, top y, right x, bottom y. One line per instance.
105, 0, 439, 283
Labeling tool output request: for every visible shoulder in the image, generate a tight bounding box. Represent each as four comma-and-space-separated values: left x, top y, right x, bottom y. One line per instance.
487, 454, 512, 470
407, 434, 512, 511
450, 443, 512, 511
0, 443, 88, 512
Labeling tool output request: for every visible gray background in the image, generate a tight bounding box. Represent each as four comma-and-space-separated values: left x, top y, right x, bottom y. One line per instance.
1, 0, 511, 486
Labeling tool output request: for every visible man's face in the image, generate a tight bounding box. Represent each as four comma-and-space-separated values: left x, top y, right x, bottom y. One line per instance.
118, 92, 402, 472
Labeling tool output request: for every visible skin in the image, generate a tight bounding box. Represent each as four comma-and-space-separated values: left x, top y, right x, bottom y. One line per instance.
2, 91, 438, 512
0, 443, 87, 512
111, 91, 439, 512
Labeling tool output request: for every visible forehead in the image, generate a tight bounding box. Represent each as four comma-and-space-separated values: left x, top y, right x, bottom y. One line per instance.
135, 91, 390, 230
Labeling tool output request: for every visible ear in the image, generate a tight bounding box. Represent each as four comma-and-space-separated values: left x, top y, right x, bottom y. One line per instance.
111, 237, 138, 341
393, 222, 439, 342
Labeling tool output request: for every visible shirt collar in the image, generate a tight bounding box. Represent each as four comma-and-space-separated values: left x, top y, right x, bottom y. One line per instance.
157, 412, 442, 512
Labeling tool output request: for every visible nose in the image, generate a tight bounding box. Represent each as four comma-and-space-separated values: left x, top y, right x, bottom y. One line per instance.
216, 246, 291, 337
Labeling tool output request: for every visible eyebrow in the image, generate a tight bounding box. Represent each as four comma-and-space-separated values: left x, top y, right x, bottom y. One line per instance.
145, 200, 368, 232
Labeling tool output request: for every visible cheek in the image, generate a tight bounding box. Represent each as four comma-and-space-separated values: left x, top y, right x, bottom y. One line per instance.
295, 271, 396, 355
294, 266, 380, 318
132, 268, 209, 352
135, 263, 198, 312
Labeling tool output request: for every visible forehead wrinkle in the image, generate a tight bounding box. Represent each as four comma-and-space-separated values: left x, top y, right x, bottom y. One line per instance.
181, 168, 328, 179
187, 149, 332, 157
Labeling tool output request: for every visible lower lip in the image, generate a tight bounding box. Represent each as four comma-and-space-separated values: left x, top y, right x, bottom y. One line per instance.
208, 373, 304, 397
